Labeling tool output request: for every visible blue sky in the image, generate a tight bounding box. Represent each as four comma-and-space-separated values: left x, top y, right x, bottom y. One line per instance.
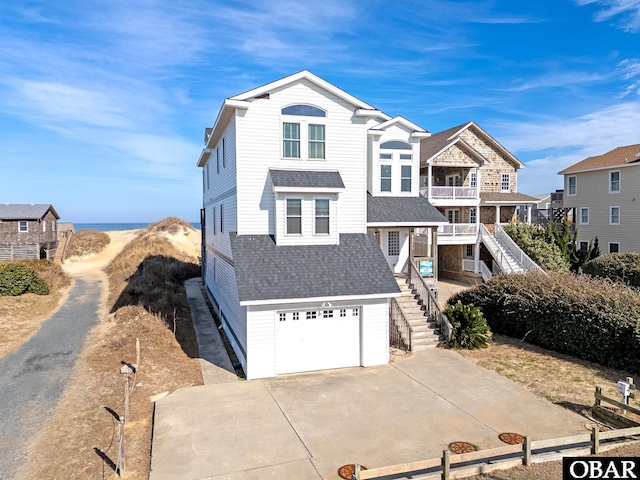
1, 1, 639, 222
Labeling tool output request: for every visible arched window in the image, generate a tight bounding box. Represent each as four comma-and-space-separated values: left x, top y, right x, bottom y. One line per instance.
282, 105, 326, 117
380, 140, 412, 150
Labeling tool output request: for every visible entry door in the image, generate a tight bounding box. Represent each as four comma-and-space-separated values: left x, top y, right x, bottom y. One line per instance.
447, 209, 460, 223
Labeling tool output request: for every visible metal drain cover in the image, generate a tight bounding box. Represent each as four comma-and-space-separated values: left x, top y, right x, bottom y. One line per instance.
499, 432, 525, 445
449, 441, 478, 454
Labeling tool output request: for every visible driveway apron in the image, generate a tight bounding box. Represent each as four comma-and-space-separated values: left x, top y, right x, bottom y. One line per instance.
0, 277, 102, 479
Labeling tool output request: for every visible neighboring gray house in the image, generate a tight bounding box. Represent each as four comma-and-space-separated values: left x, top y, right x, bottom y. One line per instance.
0, 204, 60, 260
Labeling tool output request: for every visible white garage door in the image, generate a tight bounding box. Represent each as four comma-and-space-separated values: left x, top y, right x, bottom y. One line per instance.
276, 308, 361, 375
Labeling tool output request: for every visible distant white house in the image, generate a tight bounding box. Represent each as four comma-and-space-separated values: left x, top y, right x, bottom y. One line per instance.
197, 71, 447, 379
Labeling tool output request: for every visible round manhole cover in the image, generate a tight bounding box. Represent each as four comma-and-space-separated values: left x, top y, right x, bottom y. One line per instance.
338, 464, 367, 479
499, 432, 525, 445
449, 441, 478, 454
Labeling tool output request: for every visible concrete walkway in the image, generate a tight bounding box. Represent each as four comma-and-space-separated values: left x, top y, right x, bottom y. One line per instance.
150, 281, 587, 480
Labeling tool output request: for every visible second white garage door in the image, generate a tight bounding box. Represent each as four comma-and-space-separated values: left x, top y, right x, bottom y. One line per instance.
275, 308, 361, 375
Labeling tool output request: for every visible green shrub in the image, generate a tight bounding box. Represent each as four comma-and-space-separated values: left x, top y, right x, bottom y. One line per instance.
0, 263, 49, 296
503, 223, 570, 272
448, 272, 640, 373
583, 253, 640, 288
444, 301, 491, 349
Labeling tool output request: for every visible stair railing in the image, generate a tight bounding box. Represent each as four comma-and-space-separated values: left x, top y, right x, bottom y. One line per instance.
494, 224, 546, 274
408, 261, 453, 342
389, 297, 412, 351
478, 224, 515, 274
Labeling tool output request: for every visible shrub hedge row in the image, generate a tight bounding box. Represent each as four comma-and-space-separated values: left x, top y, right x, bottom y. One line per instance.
448, 272, 640, 373
0, 263, 50, 296
584, 253, 640, 288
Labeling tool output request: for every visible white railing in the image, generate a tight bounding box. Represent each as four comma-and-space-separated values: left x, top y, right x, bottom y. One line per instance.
419, 186, 478, 199
479, 261, 492, 281
478, 224, 516, 274
494, 224, 546, 274
438, 223, 478, 236
462, 259, 475, 272
408, 261, 453, 342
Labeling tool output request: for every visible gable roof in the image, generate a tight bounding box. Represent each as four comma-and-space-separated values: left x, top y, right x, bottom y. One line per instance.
558, 144, 640, 175
0, 204, 59, 220
229, 233, 400, 305
269, 169, 345, 190
480, 192, 539, 204
370, 116, 430, 137
420, 121, 524, 168
367, 194, 448, 225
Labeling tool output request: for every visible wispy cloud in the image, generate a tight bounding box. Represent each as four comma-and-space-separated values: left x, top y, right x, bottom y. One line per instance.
575, 0, 640, 32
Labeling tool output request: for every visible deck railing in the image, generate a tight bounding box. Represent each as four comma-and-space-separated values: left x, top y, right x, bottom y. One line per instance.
494, 224, 546, 274
389, 297, 412, 351
408, 261, 453, 342
478, 224, 516, 274
438, 223, 478, 236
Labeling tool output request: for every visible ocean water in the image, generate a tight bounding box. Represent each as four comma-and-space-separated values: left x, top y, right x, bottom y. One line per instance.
75, 222, 201, 231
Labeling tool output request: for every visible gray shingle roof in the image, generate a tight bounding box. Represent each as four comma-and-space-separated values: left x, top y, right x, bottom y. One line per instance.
480, 192, 539, 203
367, 194, 447, 224
269, 169, 345, 189
229, 233, 400, 303
0, 204, 59, 220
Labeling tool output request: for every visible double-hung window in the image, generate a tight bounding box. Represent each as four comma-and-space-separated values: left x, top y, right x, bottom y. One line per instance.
380, 165, 392, 192
610, 171, 620, 193
568, 176, 576, 195
18, 221, 27, 232
314, 199, 329, 235
470, 172, 477, 188
308, 124, 325, 159
609, 243, 620, 253
283, 123, 301, 158
469, 208, 477, 224
286, 199, 302, 235
580, 207, 589, 225
501, 173, 510, 192
610, 206, 620, 225
401, 165, 412, 192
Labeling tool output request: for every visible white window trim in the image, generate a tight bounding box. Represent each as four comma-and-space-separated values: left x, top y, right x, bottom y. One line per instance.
580, 207, 589, 225
501, 173, 510, 192
609, 170, 620, 194
285, 198, 303, 236
400, 165, 412, 193
18, 221, 28, 233
608, 242, 620, 254
567, 176, 577, 196
469, 172, 477, 188
281, 116, 327, 161
313, 198, 330, 236
446, 209, 460, 224
469, 207, 477, 224
380, 164, 392, 192
609, 206, 620, 225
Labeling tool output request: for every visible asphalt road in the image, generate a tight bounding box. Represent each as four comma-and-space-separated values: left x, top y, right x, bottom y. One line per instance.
0, 277, 102, 479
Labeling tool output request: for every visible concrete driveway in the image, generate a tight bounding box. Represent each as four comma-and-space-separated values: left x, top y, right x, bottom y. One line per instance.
150, 349, 586, 480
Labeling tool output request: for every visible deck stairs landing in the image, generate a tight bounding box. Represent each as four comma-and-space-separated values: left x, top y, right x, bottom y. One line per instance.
491, 236, 525, 273
394, 276, 442, 351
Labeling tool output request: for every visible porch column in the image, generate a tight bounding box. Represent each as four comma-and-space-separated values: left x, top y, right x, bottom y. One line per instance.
475, 235, 481, 274
527, 204, 532, 224
427, 164, 433, 201
495, 205, 501, 224
432, 227, 438, 281
475, 167, 481, 199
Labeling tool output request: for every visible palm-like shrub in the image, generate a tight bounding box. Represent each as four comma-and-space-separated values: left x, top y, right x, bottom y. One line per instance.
444, 301, 491, 349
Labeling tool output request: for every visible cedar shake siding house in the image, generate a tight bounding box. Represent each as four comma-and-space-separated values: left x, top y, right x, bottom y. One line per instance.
420, 122, 540, 281
559, 144, 640, 254
197, 71, 447, 379
0, 204, 60, 260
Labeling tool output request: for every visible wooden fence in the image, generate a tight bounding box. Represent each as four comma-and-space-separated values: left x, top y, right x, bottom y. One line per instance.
352, 425, 640, 480
0, 243, 39, 261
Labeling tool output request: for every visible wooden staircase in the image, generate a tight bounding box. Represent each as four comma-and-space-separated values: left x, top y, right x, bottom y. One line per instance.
395, 276, 442, 350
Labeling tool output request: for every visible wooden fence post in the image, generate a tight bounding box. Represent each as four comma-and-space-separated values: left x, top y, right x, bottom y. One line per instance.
118, 416, 126, 477
595, 386, 602, 407
441, 450, 450, 480
135, 338, 140, 373
523, 436, 531, 466
591, 426, 600, 455
352, 463, 361, 480
124, 376, 130, 425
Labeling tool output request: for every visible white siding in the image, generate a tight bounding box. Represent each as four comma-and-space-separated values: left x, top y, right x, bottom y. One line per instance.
371, 124, 421, 197
360, 300, 389, 367
245, 306, 277, 379
563, 165, 640, 252
235, 80, 368, 237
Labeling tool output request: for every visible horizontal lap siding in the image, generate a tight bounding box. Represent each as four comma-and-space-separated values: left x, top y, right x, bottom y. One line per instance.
361, 300, 389, 366
204, 253, 247, 368
245, 307, 276, 379
236, 80, 367, 237
564, 166, 640, 252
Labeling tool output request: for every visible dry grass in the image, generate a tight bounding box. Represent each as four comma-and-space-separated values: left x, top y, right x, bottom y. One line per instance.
457, 335, 640, 480
65, 229, 111, 259
15, 219, 203, 480
0, 260, 71, 359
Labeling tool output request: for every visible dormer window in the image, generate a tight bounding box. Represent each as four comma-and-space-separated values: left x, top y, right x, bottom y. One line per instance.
282, 105, 326, 160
